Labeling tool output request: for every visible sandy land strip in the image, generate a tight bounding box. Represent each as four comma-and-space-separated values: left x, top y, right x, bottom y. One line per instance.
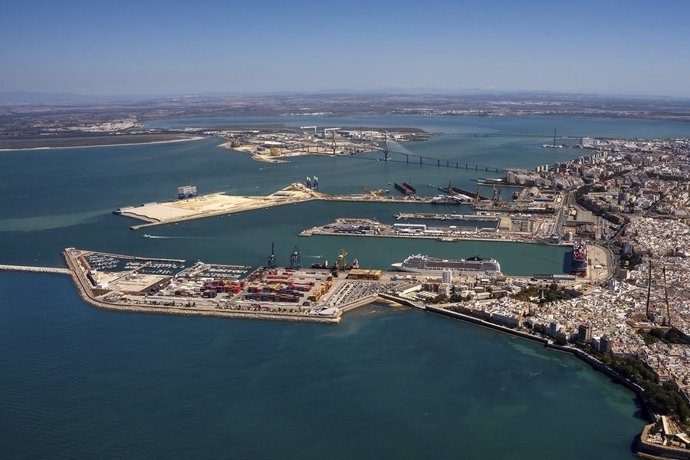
0, 136, 205, 152
118, 186, 321, 229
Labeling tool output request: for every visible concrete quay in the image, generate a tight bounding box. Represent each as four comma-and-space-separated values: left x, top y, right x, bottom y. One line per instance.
60, 248, 422, 324
300, 217, 562, 246
395, 212, 500, 222
62, 249, 344, 324
300, 228, 518, 243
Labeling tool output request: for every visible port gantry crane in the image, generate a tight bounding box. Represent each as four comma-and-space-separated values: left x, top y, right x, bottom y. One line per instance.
290, 246, 301, 270
300, 126, 317, 137
267, 242, 277, 269
335, 249, 348, 270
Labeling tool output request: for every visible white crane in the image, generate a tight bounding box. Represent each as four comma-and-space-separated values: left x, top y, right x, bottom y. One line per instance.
300, 126, 317, 137
323, 127, 340, 135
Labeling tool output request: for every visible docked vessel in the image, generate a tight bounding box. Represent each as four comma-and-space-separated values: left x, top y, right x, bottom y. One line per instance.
571, 241, 587, 276
391, 254, 501, 276
430, 194, 473, 205
394, 182, 416, 195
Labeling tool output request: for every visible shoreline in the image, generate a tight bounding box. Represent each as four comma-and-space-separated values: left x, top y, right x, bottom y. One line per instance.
422, 305, 660, 455
424, 305, 647, 396
0, 261, 667, 456
0, 136, 206, 152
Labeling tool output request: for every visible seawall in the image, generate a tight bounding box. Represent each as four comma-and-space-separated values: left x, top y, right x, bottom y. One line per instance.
637, 425, 690, 460
425, 306, 652, 417
0, 264, 71, 275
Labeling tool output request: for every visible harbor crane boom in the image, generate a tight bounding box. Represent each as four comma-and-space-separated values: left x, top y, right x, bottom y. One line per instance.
300, 126, 317, 136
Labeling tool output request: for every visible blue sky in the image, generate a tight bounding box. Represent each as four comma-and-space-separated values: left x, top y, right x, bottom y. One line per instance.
1, 0, 689, 96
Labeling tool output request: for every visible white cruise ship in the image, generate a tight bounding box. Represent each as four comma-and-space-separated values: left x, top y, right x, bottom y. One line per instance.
391, 254, 501, 276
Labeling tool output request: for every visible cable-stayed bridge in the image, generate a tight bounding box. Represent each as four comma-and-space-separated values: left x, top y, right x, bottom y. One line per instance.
379, 139, 508, 173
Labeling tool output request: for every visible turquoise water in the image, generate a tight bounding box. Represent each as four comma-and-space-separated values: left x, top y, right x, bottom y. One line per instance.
3, 115, 688, 458
0, 272, 642, 460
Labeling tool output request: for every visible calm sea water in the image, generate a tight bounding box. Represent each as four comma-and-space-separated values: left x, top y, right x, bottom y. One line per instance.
0, 273, 643, 460
3, 115, 689, 459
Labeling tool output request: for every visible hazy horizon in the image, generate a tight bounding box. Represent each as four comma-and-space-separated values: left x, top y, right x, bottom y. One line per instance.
2, 0, 690, 98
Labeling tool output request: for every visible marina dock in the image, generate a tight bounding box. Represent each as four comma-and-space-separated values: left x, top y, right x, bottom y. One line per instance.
60, 248, 418, 324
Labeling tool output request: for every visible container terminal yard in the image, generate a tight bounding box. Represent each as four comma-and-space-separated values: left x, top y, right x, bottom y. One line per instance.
61, 248, 421, 324
0, 241, 611, 322
0, 240, 606, 326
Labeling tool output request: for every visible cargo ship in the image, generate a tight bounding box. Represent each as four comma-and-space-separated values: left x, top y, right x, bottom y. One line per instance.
571, 241, 587, 276
391, 254, 501, 276
394, 182, 416, 195
430, 194, 473, 204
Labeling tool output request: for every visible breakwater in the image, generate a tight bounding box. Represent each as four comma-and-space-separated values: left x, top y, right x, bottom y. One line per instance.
0, 264, 72, 275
